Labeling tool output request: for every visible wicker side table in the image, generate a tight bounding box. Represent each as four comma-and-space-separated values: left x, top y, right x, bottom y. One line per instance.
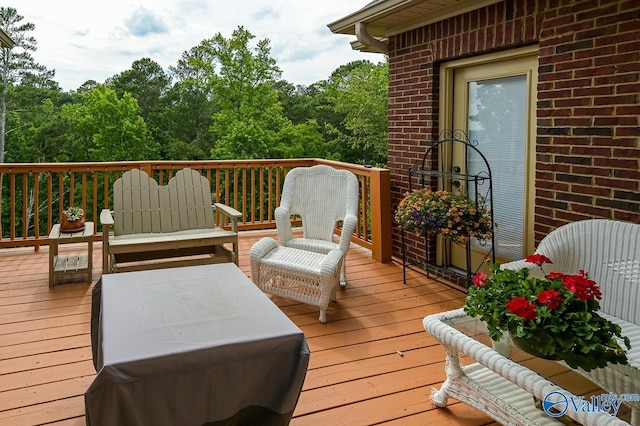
48, 222, 94, 287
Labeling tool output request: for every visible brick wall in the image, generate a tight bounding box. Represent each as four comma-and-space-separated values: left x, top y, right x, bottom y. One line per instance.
535, 0, 640, 240
387, 0, 640, 263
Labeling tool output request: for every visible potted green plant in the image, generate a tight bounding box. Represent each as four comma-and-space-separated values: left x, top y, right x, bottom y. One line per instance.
464, 254, 631, 371
394, 188, 492, 245
61, 206, 85, 233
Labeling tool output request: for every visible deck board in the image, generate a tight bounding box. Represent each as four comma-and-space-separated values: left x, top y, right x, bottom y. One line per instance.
0, 231, 495, 426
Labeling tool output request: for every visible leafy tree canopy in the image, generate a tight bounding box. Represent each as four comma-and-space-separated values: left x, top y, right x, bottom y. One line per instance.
201, 26, 327, 160
323, 60, 388, 167
0, 10, 389, 167
0, 7, 55, 162
61, 85, 156, 161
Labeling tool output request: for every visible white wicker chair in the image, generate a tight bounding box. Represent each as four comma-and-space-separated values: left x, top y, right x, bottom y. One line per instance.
501, 219, 640, 423
501, 219, 640, 335
275, 165, 359, 286
249, 165, 359, 323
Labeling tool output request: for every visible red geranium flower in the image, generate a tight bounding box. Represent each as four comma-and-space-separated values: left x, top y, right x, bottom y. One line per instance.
546, 272, 566, 280
562, 270, 602, 301
472, 272, 489, 287
525, 254, 553, 266
506, 296, 537, 320
537, 289, 563, 309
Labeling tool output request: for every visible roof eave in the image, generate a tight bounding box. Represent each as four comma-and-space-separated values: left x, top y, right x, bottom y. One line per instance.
385, 0, 503, 36
328, 0, 503, 52
0, 28, 15, 49
327, 0, 413, 36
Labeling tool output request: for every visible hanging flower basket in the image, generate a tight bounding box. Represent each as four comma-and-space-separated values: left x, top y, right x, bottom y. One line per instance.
394, 188, 492, 245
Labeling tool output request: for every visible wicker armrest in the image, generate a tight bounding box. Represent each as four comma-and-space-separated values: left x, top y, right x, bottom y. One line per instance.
339, 214, 358, 253
500, 259, 545, 279
274, 206, 294, 244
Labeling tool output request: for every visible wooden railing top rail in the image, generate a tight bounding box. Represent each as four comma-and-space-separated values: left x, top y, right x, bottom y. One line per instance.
0, 158, 387, 174
0, 159, 391, 262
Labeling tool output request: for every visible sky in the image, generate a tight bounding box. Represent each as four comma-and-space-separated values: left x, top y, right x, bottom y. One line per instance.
10, 1, 383, 92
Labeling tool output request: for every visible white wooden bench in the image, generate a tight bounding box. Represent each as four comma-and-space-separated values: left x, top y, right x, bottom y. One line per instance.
100, 168, 242, 273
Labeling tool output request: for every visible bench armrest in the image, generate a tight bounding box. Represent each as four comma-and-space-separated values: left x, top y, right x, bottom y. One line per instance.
214, 203, 242, 219
100, 209, 114, 273
100, 209, 114, 227
214, 203, 242, 232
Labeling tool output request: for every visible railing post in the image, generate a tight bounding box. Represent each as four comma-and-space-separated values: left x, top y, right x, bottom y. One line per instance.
369, 168, 392, 263
141, 163, 153, 176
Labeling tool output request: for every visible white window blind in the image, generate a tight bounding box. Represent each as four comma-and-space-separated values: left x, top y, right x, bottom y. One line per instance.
467, 75, 527, 260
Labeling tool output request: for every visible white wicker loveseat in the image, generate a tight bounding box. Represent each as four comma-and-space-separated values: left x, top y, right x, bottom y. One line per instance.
501, 219, 640, 422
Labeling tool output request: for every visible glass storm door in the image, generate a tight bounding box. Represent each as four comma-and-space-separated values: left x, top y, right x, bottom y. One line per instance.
442, 49, 537, 274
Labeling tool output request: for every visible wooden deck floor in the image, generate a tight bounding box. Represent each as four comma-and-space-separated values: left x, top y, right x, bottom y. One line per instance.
0, 231, 498, 426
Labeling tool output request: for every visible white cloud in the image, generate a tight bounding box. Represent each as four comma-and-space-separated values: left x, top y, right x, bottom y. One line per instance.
10, 0, 383, 91
125, 8, 170, 36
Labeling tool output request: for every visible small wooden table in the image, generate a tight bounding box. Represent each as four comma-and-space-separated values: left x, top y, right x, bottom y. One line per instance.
48, 222, 94, 287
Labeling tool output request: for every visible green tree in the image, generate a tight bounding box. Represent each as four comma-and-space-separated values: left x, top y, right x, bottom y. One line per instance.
205, 26, 281, 158
323, 60, 389, 166
76, 79, 99, 94
203, 26, 323, 159
4, 97, 72, 235
276, 81, 343, 159
61, 85, 156, 161
4, 73, 69, 164
0, 7, 61, 239
273, 80, 326, 127
167, 45, 217, 159
0, 7, 54, 163
5, 98, 68, 162
107, 58, 172, 154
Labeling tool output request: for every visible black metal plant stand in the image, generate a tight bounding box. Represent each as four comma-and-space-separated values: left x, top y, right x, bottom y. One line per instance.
401, 129, 495, 288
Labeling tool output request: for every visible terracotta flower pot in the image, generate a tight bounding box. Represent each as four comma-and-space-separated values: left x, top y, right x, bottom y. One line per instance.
60, 210, 86, 233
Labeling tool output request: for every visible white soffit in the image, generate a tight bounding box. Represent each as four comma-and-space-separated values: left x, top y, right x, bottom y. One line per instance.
329, 0, 503, 51
0, 28, 15, 49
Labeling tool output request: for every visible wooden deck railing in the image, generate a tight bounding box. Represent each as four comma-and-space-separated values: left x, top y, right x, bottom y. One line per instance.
0, 159, 392, 262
